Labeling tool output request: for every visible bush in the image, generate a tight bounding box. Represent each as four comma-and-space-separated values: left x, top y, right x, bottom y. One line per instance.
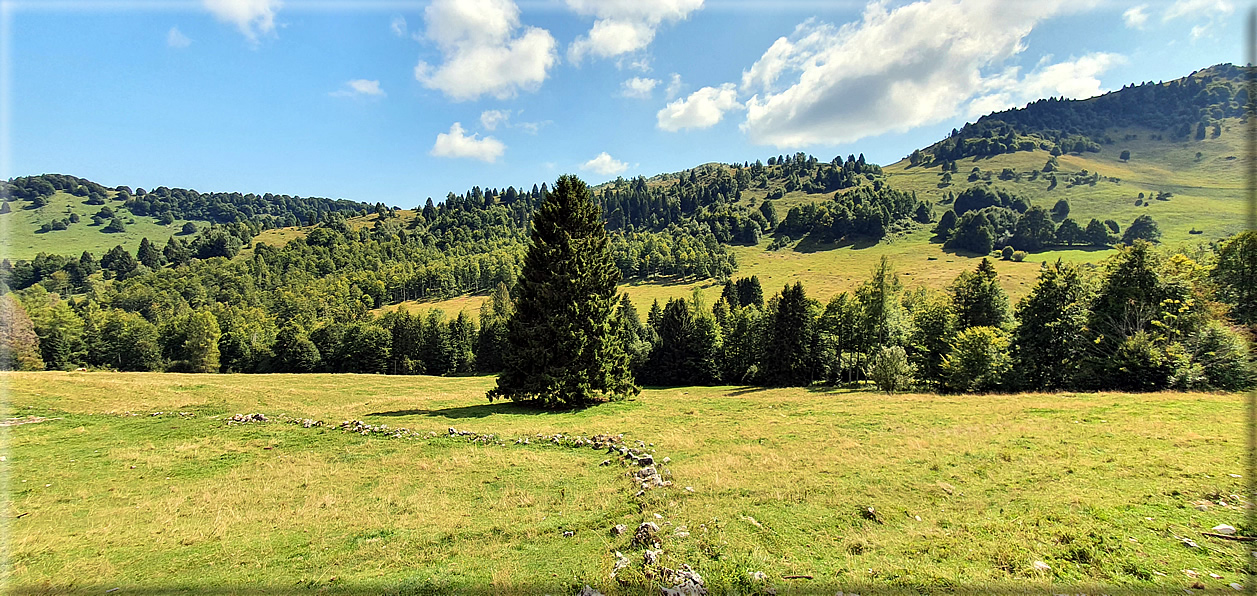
1186, 322, 1254, 390
865, 345, 915, 395
1000, 246, 1014, 260
1012, 251, 1027, 262
941, 326, 1012, 393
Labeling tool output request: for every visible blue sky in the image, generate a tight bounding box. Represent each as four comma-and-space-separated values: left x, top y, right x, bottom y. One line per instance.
2, 0, 1245, 208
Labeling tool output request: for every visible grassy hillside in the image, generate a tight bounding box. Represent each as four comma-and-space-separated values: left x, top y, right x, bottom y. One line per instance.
0, 190, 200, 261
5, 372, 1248, 593
885, 121, 1247, 248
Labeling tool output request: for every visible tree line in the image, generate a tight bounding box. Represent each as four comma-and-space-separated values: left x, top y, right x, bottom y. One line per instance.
921, 63, 1248, 162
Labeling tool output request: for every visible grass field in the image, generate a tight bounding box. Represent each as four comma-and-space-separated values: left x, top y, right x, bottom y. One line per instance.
0, 191, 200, 262
3, 372, 1249, 594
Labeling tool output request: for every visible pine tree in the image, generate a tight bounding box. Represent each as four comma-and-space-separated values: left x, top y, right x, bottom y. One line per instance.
950, 258, 1010, 330
488, 175, 638, 407
1011, 260, 1092, 390
761, 282, 815, 386
137, 237, 163, 269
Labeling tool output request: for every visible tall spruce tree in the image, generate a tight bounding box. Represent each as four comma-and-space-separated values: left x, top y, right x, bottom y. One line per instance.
950, 258, 1011, 330
488, 175, 638, 407
1011, 260, 1092, 390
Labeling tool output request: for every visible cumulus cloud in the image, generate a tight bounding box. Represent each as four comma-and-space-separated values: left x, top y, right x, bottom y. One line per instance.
480, 109, 511, 130
414, 0, 558, 101
203, 0, 280, 43
167, 26, 191, 48
739, 0, 1084, 148
621, 77, 660, 98
566, 0, 704, 63
431, 122, 506, 163
331, 79, 385, 98
582, 152, 630, 175
657, 83, 742, 132
1122, 4, 1148, 28
965, 53, 1125, 117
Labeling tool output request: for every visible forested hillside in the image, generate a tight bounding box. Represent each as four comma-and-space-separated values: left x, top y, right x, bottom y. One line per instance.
921, 63, 1249, 163
0, 62, 1252, 392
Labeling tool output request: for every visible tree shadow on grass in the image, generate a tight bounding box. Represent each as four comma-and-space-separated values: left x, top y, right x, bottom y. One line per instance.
791, 234, 879, 254
367, 402, 567, 419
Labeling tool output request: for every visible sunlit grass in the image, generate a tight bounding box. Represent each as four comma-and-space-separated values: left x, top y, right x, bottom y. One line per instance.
3, 372, 1248, 593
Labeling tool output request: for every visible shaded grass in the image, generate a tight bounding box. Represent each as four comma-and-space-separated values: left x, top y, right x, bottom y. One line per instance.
1, 372, 1249, 593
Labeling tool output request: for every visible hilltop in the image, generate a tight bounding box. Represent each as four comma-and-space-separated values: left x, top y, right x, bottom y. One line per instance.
1, 63, 1248, 312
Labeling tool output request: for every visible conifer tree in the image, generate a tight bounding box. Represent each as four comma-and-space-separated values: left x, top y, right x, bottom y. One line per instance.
137, 237, 163, 269
950, 258, 1010, 330
1011, 260, 1092, 390
488, 175, 638, 407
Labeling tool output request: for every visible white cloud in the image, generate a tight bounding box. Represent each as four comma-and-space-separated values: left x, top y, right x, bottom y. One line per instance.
515, 120, 549, 134
1122, 4, 1148, 29
1164, 0, 1233, 21
202, 0, 280, 43
332, 79, 385, 98
480, 109, 511, 130
431, 122, 506, 163
582, 152, 630, 175
566, 0, 704, 63
657, 83, 742, 132
167, 26, 191, 48
390, 15, 407, 37
621, 77, 659, 98
1165, 0, 1233, 40
739, 0, 1083, 148
415, 0, 558, 101
965, 53, 1125, 117
664, 73, 683, 99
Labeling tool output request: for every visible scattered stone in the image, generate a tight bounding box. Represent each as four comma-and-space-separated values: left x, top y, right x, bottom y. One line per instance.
749, 571, 767, 582
228, 413, 268, 424
1211, 573, 1224, 579
1033, 561, 1050, 572
644, 548, 661, 566
654, 513, 663, 520
1213, 524, 1237, 535
742, 516, 763, 529
637, 467, 658, 479
673, 530, 690, 538
660, 564, 707, 596
563, 530, 575, 538
1182, 537, 1200, 548
1191, 581, 1206, 590
1231, 583, 1244, 590
601, 460, 612, 466
634, 522, 660, 545
578, 585, 605, 596
1184, 569, 1200, 579
860, 507, 882, 524
662, 456, 670, 463
611, 524, 627, 536
1196, 503, 1210, 511
1230, 474, 1242, 478
612, 551, 631, 580
684, 486, 694, 493
937, 481, 955, 495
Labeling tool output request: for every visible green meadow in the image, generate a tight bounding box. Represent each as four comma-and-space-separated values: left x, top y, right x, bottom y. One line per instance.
3, 372, 1249, 594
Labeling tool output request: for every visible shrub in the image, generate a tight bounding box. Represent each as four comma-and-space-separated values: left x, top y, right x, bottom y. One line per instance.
865, 345, 915, 395
1012, 251, 1027, 262
1000, 246, 1014, 260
